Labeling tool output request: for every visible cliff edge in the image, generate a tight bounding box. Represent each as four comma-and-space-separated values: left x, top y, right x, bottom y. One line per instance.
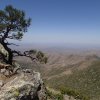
0, 64, 47, 100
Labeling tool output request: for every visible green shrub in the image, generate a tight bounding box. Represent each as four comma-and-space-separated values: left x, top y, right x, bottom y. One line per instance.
59, 86, 90, 100
47, 89, 63, 100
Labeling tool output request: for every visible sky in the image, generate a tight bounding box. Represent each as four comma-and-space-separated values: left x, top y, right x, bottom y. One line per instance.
0, 0, 100, 46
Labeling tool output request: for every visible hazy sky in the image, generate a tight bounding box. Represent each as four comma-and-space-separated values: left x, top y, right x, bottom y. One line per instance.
0, 0, 100, 45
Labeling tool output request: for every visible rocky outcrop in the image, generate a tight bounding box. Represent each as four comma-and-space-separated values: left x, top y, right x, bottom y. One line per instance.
0, 66, 47, 100
0, 44, 8, 61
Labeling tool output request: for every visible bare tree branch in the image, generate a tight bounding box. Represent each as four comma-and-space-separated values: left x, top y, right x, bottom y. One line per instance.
12, 50, 37, 61
6, 43, 19, 46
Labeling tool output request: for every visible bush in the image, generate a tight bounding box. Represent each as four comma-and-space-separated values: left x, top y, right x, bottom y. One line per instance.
47, 89, 63, 100
59, 86, 90, 100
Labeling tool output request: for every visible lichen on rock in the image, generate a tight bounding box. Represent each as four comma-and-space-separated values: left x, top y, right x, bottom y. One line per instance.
0, 43, 9, 61
0, 66, 47, 100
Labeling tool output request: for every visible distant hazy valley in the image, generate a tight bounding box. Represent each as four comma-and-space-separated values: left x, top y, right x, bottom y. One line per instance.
14, 44, 100, 100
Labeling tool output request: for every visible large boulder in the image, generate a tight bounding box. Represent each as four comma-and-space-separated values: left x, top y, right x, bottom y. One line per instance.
0, 68, 47, 100
0, 44, 8, 60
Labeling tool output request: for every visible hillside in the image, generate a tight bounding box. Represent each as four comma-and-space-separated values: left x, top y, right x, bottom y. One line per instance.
15, 50, 100, 100
46, 60, 100, 100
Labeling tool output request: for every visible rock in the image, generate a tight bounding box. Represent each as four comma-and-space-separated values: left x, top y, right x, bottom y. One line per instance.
0, 80, 4, 87
0, 68, 6, 74
0, 69, 47, 100
0, 62, 20, 76
0, 63, 13, 77
63, 95, 78, 100
13, 62, 21, 74
3, 70, 10, 76
0, 43, 8, 61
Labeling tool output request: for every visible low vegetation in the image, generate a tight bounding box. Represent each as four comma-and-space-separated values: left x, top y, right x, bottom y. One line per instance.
46, 60, 100, 100
47, 90, 63, 100
60, 86, 90, 100
47, 86, 89, 100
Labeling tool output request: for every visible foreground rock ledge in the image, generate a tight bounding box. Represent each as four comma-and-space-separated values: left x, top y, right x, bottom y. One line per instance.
0, 69, 47, 100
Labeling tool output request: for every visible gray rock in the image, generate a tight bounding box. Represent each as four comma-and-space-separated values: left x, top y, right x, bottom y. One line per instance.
0, 68, 6, 74
63, 95, 78, 100
0, 44, 8, 60
4, 70, 10, 76
0, 80, 4, 87
0, 69, 47, 100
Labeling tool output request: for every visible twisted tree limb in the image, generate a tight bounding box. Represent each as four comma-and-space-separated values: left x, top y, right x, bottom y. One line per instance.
12, 50, 37, 61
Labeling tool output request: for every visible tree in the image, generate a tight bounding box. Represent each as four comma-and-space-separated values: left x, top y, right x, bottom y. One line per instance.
0, 5, 47, 65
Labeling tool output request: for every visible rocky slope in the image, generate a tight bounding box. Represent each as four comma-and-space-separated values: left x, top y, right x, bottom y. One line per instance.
0, 63, 47, 100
